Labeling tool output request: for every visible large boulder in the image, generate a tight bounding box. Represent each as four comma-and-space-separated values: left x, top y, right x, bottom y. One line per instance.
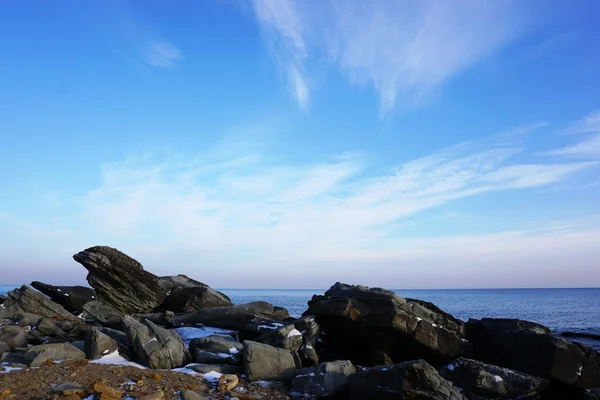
306, 282, 463, 366
82, 301, 124, 329
30, 281, 96, 314
158, 285, 232, 313
292, 360, 356, 397
440, 357, 549, 399
168, 301, 283, 330
256, 324, 304, 353
35, 318, 66, 337
0, 285, 80, 323
24, 343, 86, 367
73, 246, 168, 314
122, 315, 191, 369
190, 335, 242, 365
294, 316, 321, 367
348, 359, 466, 400
243, 341, 299, 382
0, 330, 27, 350
84, 327, 119, 360
405, 298, 466, 337
466, 318, 600, 388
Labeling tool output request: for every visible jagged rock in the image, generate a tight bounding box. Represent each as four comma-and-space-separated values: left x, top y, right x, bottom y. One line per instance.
99, 327, 131, 355
0, 330, 27, 350
440, 357, 549, 399
85, 327, 118, 359
294, 316, 321, 367
187, 364, 243, 374
190, 335, 242, 365
239, 318, 289, 341
306, 282, 463, 366
292, 360, 356, 397
0, 294, 6, 304
131, 312, 173, 327
36, 318, 65, 337
159, 274, 206, 290
348, 359, 466, 400
0, 285, 79, 323
243, 341, 299, 382
405, 298, 466, 337
168, 301, 283, 330
30, 281, 96, 314
159, 286, 232, 313
467, 318, 600, 388
122, 315, 191, 369
24, 343, 86, 367
73, 246, 168, 313
83, 301, 124, 329
256, 324, 303, 353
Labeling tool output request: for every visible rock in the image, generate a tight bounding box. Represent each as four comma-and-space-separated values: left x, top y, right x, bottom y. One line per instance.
82, 300, 124, 329
15, 312, 42, 327
131, 312, 173, 326
190, 335, 242, 365
294, 316, 321, 366
70, 340, 86, 352
30, 281, 96, 314
243, 340, 299, 382
84, 327, 118, 359
563, 332, 600, 341
73, 246, 168, 313
36, 318, 65, 337
52, 382, 86, 394
187, 364, 243, 374
256, 324, 303, 353
466, 318, 600, 388
180, 390, 209, 400
0, 352, 26, 364
159, 274, 207, 290
405, 298, 466, 337
139, 389, 165, 400
440, 357, 549, 399
239, 318, 290, 341
91, 382, 125, 400
217, 374, 239, 392
348, 359, 466, 400
0, 330, 27, 350
0, 342, 9, 356
122, 315, 191, 369
0, 325, 22, 334
99, 327, 131, 354
0, 294, 6, 304
306, 282, 463, 366
25, 343, 86, 367
157, 275, 232, 313
292, 360, 356, 397
168, 301, 282, 330
0, 285, 79, 323
27, 329, 47, 346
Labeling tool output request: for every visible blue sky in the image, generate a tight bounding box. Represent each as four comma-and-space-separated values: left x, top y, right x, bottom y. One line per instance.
1, 0, 600, 289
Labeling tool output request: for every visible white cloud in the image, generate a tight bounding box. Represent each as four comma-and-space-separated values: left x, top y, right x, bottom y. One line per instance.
142, 41, 183, 69
249, 0, 531, 112
542, 110, 600, 158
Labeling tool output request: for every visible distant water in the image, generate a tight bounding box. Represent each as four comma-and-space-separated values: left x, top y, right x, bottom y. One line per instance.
2, 285, 598, 345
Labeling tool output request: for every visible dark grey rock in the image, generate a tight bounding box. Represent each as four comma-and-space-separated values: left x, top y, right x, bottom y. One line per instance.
292, 360, 356, 397
0, 294, 6, 304
466, 318, 600, 388
122, 315, 191, 369
73, 246, 169, 314
440, 357, 549, 399
0, 352, 26, 364
82, 301, 124, 329
190, 334, 242, 355
348, 359, 466, 400
85, 327, 118, 359
31, 281, 96, 314
405, 298, 466, 337
25, 343, 86, 367
15, 312, 43, 327
36, 318, 65, 337
1, 325, 23, 334
194, 350, 240, 365
306, 282, 463, 367
179, 390, 209, 400
243, 340, 299, 382
52, 382, 87, 393
168, 301, 281, 330
0, 341, 9, 356
158, 275, 232, 313
0, 285, 79, 323
256, 324, 303, 353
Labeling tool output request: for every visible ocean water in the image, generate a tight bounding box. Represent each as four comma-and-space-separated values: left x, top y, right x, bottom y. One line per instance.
2, 285, 599, 339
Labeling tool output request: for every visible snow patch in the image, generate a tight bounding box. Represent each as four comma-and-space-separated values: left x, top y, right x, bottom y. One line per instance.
287, 329, 303, 338
174, 326, 234, 346
229, 347, 239, 355
493, 375, 503, 382
203, 370, 223, 382
90, 351, 146, 369
578, 365, 583, 376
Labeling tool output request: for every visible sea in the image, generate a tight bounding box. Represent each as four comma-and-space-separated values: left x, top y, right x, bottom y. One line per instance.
2, 285, 599, 349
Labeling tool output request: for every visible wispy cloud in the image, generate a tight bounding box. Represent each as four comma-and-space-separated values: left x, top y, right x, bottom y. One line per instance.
542, 110, 600, 158
249, 0, 532, 113
2, 117, 600, 287
523, 31, 577, 62
142, 40, 183, 69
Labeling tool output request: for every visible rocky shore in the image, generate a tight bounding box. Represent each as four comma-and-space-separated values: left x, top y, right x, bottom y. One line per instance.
1, 245, 599, 399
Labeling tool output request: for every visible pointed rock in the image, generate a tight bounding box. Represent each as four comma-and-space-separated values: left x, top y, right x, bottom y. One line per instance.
31, 281, 95, 313
0, 285, 79, 323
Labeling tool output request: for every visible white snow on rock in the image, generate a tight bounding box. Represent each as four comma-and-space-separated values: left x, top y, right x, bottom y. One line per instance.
90, 351, 146, 369
229, 347, 239, 354
174, 326, 235, 346
287, 329, 303, 338
493, 375, 503, 382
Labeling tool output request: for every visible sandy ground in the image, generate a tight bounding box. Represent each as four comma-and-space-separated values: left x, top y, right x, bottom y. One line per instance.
0, 360, 294, 400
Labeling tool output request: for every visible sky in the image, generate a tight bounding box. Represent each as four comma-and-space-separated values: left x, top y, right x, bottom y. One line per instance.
1, 0, 600, 289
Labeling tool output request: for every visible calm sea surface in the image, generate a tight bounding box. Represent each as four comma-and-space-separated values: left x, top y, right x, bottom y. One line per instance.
2, 285, 599, 338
